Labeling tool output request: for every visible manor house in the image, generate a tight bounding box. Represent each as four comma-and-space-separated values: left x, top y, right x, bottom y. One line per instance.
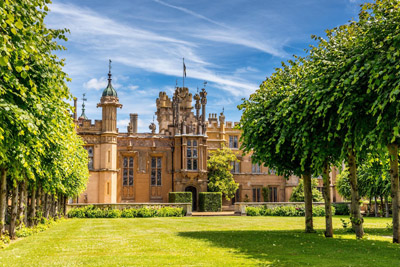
73, 68, 343, 210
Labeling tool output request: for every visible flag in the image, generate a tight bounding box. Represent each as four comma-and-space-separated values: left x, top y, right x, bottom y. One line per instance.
183, 61, 186, 77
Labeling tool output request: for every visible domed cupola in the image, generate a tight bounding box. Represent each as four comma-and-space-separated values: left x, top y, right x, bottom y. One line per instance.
102, 60, 118, 97
97, 60, 122, 133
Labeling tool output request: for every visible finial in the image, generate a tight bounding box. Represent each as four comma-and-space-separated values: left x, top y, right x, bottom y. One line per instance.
222, 107, 224, 114
176, 79, 178, 88
197, 86, 199, 93
108, 59, 112, 81
80, 93, 88, 120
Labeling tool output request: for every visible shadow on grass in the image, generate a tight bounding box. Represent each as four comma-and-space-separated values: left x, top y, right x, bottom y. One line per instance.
178, 229, 400, 266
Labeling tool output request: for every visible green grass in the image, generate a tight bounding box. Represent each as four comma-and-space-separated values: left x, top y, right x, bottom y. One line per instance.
0, 216, 398, 266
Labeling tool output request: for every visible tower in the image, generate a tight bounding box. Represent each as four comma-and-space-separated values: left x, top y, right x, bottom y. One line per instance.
96, 60, 122, 203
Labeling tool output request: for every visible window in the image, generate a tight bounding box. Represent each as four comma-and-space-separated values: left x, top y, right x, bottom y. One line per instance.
252, 187, 261, 202
252, 163, 261, 174
269, 187, 278, 202
187, 140, 198, 170
123, 157, 134, 186
85, 146, 94, 170
230, 161, 240, 173
229, 135, 238, 149
151, 157, 162, 186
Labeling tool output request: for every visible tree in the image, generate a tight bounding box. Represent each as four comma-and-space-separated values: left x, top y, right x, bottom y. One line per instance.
0, 0, 89, 239
289, 178, 323, 202
336, 155, 391, 217
239, 61, 318, 233
207, 147, 239, 200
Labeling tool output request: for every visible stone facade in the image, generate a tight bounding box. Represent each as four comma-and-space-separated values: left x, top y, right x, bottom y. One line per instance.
74, 73, 343, 209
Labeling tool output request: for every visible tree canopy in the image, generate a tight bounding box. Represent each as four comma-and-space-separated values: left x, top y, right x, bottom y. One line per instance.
0, 0, 89, 239
207, 147, 239, 200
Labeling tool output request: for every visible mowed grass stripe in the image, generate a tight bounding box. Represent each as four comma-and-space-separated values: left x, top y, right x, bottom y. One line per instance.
0, 216, 398, 266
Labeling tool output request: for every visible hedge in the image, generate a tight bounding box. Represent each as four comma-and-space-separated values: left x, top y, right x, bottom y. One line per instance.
245, 205, 336, 217
199, 192, 222, 212
332, 203, 350, 215
67, 206, 185, 218
169, 192, 192, 203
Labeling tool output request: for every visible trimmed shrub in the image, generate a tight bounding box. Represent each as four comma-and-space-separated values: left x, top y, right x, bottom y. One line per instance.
121, 209, 138, 218
245, 205, 336, 217
169, 192, 192, 203
67, 206, 185, 218
245, 207, 260, 216
157, 207, 185, 217
333, 203, 350, 215
199, 192, 222, 212
105, 209, 122, 218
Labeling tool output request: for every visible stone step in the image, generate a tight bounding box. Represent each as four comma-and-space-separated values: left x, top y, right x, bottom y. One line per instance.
191, 211, 239, 217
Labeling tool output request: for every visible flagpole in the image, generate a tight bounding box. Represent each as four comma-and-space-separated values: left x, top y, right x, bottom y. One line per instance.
182, 57, 185, 89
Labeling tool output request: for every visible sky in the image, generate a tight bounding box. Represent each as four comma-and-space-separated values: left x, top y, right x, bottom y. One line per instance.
45, 0, 368, 133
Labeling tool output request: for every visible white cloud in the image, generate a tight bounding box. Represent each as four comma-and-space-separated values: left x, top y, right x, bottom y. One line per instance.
128, 85, 139, 90
154, 0, 229, 29
83, 77, 107, 90
83, 76, 122, 91
47, 2, 282, 98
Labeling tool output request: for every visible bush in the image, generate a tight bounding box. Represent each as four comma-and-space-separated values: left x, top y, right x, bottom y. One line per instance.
245, 207, 260, 216
245, 205, 336, 217
199, 192, 222, 212
333, 203, 350, 215
121, 209, 138, 218
157, 207, 185, 217
169, 192, 192, 203
67, 206, 185, 218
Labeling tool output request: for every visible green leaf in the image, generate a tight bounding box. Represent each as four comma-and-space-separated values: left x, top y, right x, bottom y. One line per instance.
0, 56, 8, 66
15, 19, 23, 29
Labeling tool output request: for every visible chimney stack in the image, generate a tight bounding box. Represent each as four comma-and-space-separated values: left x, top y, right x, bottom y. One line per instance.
129, 113, 138, 134
73, 97, 78, 121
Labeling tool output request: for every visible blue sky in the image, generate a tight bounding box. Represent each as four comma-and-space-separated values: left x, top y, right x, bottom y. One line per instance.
45, 0, 368, 133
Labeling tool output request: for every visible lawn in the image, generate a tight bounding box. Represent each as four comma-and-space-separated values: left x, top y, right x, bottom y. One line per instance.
0, 216, 398, 266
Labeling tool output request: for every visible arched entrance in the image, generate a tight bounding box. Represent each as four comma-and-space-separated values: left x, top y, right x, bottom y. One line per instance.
185, 186, 197, 211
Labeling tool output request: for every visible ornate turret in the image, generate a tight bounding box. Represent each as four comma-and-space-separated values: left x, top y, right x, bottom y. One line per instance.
96, 60, 122, 204
102, 62, 118, 97
200, 83, 207, 134
97, 60, 122, 133
78, 93, 88, 123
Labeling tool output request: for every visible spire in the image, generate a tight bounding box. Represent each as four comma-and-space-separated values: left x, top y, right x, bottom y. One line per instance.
108, 59, 112, 84
102, 59, 118, 97
79, 93, 88, 120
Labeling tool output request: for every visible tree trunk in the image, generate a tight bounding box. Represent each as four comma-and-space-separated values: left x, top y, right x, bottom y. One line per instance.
50, 195, 55, 218
44, 193, 49, 219
374, 196, 378, 217
322, 162, 333, 237
0, 168, 7, 237
41, 189, 46, 218
303, 171, 314, 233
385, 196, 390, 218
368, 196, 372, 216
35, 186, 41, 225
348, 148, 364, 239
28, 186, 36, 227
380, 195, 384, 217
10, 182, 19, 240
23, 183, 28, 226
17, 181, 26, 228
63, 196, 67, 216
388, 143, 400, 243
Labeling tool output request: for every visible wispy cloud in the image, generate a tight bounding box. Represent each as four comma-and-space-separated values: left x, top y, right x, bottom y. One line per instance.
154, 0, 229, 29
49, 2, 260, 97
